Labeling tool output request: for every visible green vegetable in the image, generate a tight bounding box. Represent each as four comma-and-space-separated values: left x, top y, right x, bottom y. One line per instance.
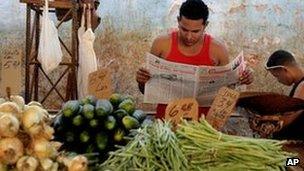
62, 100, 80, 117
100, 120, 189, 171
95, 99, 113, 117
176, 119, 295, 171
113, 109, 128, 121
121, 95, 135, 103
89, 119, 99, 128
141, 118, 154, 127
77, 105, 83, 115
104, 115, 117, 130
82, 104, 95, 119
79, 131, 90, 143
52, 113, 65, 132
118, 99, 135, 115
109, 93, 123, 107
132, 109, 146, 123
80, 95, 97, 106
122, 116, 139, 130
65, 131, 75, 143
72, 115, 84, 126
113, 129, 125, 142
96, 133, 108, 151
86, 144, 96, 153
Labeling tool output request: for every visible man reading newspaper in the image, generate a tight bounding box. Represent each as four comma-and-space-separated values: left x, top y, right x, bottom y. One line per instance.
136, 0, 253, 118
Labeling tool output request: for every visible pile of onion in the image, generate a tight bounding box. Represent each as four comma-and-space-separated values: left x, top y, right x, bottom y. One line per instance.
0, 95, 88, 171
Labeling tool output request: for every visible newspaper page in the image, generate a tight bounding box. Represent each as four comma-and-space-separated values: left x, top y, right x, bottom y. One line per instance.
143, 52, 245, 106
143, 53, 199, 104
196, 52, 245, 106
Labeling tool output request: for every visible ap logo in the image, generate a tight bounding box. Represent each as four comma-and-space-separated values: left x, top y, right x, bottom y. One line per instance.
286, 158, 300, 166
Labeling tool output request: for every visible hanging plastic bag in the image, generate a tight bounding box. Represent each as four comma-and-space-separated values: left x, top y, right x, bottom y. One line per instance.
77, 4, 98, 98
38, 0, 63, 74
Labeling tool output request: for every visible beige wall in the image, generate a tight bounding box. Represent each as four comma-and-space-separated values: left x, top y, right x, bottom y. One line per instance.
0, 0, 303, 110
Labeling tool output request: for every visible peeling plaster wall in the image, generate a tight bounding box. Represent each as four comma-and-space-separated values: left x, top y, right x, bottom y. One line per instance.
0, 0, 303, 110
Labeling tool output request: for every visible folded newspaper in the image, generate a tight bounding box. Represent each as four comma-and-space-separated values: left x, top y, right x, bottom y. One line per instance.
144, 52, 246, 107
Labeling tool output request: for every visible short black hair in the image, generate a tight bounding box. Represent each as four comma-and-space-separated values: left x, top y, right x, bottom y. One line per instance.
179, 0, 209, 24
266, 50, 296, 67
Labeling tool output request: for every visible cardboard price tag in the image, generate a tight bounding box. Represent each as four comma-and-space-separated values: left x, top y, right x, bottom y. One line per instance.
0, 49, 22, 97
165, 98, 198, 126
206, 87, 240, 130
88, 68, 113, 99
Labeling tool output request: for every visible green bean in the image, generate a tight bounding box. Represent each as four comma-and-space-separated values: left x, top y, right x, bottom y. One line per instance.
99, 120, 189, 171
177, 119, 296, 171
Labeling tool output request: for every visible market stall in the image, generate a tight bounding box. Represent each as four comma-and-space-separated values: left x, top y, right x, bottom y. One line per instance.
0, 0, 302, 170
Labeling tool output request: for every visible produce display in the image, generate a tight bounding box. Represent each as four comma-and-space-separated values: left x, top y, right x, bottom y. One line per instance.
177, 119, 295, 171
100, 120, 189, 171
0, 93, 296, 171
100, 119, 294, 171
0, 95, 88, 171
53, 94, 151, 161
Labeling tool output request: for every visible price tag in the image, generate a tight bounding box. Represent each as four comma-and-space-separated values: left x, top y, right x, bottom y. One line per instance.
0, 50, 22, 96
165, 98, 198, 126
88, 68, 113, 99
206, 87, 240, 130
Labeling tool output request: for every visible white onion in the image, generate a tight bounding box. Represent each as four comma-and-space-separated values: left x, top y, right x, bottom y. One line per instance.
22, 106, 45, 135
10, 95, 25, 111
16, 156, 39, 171
40, 158, 53, 171
0, 113, 20, 138
27, 101, 43, 108
68, 155, 88, 171
0, 102, 22, 119
50, 162, 59, 171
57, 155, 88, 171
40, 123, 55, 140
0, 137, 24, 164
29, 138, 58, 159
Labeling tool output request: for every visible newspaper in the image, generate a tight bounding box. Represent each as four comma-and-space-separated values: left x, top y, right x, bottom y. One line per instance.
143, 52, 246, 107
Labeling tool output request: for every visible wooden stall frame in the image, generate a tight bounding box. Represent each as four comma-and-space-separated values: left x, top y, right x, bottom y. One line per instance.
21, 0, 79, 110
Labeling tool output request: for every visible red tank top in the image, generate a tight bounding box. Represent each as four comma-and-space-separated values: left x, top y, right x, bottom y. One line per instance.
156, 31, 214, 119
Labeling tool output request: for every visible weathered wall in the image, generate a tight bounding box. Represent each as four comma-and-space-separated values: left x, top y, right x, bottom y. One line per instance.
0, 0, 303, 110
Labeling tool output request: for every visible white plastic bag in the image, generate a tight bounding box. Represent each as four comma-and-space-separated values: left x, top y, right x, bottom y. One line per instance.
38, 0, 62, 74
77, 4, 98, 98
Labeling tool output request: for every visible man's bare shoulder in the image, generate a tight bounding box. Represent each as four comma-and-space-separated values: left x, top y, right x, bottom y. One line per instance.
209, 37, 229, 65
150, 34, 171, 58
152, 34, 171, 49
210, 37, 227, 51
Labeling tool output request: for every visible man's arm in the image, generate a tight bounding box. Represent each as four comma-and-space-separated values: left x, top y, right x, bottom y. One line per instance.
151, 34, 171, 57
210, 39, 253, 85
210, 39, 229, 66
137, 35, 168, 94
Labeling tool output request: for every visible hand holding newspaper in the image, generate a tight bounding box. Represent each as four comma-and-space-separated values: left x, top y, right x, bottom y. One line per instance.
143, 52, 246, 107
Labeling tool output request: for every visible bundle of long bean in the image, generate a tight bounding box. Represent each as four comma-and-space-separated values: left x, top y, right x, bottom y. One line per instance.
176, 119, 296, 171
99, 120, 189, 171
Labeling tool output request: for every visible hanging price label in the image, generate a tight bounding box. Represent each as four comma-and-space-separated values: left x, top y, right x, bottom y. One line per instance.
206, 87, 240, 130
165, 98, 198, 126
88, 68, 113, 99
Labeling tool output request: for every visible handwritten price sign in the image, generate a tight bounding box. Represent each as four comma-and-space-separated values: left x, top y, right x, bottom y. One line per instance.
2, 50, 22, 69
88, 69, 113, 99
206, 87, 240, 130
3, 56, 21, 69
0, 50, 22, 96
165, 98, 198, 126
